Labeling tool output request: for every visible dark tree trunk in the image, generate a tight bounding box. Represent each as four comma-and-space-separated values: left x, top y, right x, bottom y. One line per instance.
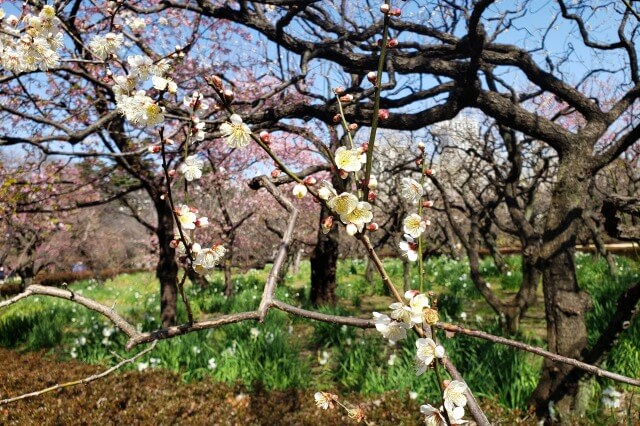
224, 245, 234, 297
310, 205, 338, 306
504, 253, 540, 334
154, 197, 179, 328
531, 163, 592, 421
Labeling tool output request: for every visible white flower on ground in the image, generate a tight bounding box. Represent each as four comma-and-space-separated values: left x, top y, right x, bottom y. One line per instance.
415, 338, 445, 376
207, 357, 217, 371
328, 192, 359, 216
334, 147, 365, 173
399, 235, 419, 262
178, 155, 204, 181
220, 114, 251, 148
176, 204, 197, 230
340, 201, 373, 234
443, 380, 468, 417
314, 391, 337, 410
318, 350, 331, 365
137, 362, 149, 372
409, 391, 418, 400
373, 312, 409, 343
292, 183, 308, 198
89, 32, 123, 60
403, 213, 427, 238
250, 327, 261, 339
601, 387, 622, 409
387, 354, 397, 366
400, 177, 424, 204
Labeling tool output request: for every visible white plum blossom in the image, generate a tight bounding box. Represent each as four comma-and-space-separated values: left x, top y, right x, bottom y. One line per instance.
415, 338, 445, 376
328, 192, 358, 216
314, 392, 336, 410
152, 75, 178, 94
127, 55, 154, 80
178, 155, 204, 181
443, 380, 468, 418
340, 201, 373, 234
89, 32, 123, 60
400, 177, 424, 204
334, 147, 365, 173
403, 213, 427, 238
420, 404, 447, 426
193, 245, 226, 275
318, 180, 337, 201
176, 204, 197, 230
220, 114, 251, 148
399, 235, 419, 262
292, 183, 308, 198
117, 90, 164, 126
373, 312, 409, 343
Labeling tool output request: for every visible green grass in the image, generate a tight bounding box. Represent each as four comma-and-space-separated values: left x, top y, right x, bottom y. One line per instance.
0, 254, 638, 419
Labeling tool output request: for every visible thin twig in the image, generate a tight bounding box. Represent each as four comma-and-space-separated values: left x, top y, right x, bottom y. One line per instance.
0, 342, 157, 406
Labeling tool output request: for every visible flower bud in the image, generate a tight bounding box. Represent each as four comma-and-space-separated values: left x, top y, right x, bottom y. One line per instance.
422, 200, 434, 208
209, 75, 223, 91
367, 176, 378, 189
223, 89, 234, 103
390, 8, 401, 16
163, 138, 174, 145
346, 223, 358, 236
168, 169, 176, 177
348, 123, 358, 131
333, 86, 345, 95
303, 176, 317, 185
387, 39, 399, 48
148, 145, 161, 153
367, 71, 377, 84
378, 109, 389, 120
418, 142, 425, 151
259, 130, 271, 144
292, 183, 308, 198
322, 216, 334, 234
404, 290, 419, 300
380, 4, 390, 13
196, 217, 209, 228
416, 158, 423, 166
271, 169, 281, 178
368, 191, 376, 202
339, 94, 354, 103
333, 114, 342, 123
367, 223, 379, 231
360, 143, 369, 153
424, 168, 434, 176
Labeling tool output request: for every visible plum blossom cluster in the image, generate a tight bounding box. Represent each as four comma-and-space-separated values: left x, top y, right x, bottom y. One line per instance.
420, 381, 469, 425
0, 6, 63, 73
170, 204, 226, 275
398, 177, 433, 261
317, 180, 374, 236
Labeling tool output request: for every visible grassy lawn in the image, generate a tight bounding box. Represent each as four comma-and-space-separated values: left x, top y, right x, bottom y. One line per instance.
0, 254, 638, 423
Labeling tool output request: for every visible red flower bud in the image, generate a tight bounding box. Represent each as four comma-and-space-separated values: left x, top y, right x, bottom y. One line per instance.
168, 169, 176, 177
333, 114, 342, 123
390, 8, 401, 16
387, 39, 399, 48
378, 109, 389, 120
368, 191, 376, 202
339, 94, 354, 103
271, 169, 281, 178
424, 168, 434, 176
304, 176, 317, 185
422, 200, 434, 208
348, 123, 358, 131
209, 75, 223, 91
367, 223, 379, 231
259, 130, 271, 144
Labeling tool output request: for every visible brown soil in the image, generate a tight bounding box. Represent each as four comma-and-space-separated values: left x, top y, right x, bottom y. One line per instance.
0, 348, 534, 425
0, 348, 428, 426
